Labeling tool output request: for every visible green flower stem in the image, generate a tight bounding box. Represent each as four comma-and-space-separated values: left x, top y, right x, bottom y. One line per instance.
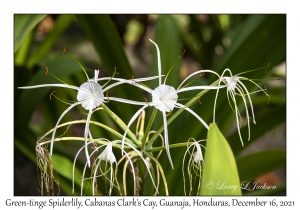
122, 153, 140, 196
147, 142, 195, 153
141, 108, 158, 149
101, 103, 139, 145
38, 137, 134, 150
145, 154, 169, 196
147, 80, 220, 148
37, 120, 135, 148
137, 110, 145, 141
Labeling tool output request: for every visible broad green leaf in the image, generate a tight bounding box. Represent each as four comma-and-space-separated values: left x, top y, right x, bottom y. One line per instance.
27, 14, 74, 68
52, 154, 82, 187
200, 123, 241, 195
15, 29, 36, 66
75, 15, 134, 76
151, 15, 181, 87
236, 149, 286, 182
14, 14, 46, 52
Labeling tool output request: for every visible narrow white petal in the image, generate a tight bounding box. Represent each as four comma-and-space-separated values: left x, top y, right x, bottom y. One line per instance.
83, 109, 93, 167
177, 70, 221, 90
123, 142, 159, 194
237, 80, 256, 124
213, 87, 221, 123
73, 139, 108, 193
109, 165, 113, 195
130, 82, 153, 94
213, 68, 234, 122
103, 78, 154, 93
175, 103, 209, 130
18, 84, 80, 91
177, 85, 226, 93
235, 84, 251, 140
121, 104, 148, 153
94, 69, 99, 80
108, 97, 148, 106
149, 39, 162, 85
230, 90, 244, 146
89, 75, 162, 82
50, 101, 82, 155
162, 110, 174, 169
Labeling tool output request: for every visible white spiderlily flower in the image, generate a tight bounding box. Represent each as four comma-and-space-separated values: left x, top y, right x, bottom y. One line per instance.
92, 142, 116, 195
121, 39, 225, 169
98, 141, 116, 164
182, 139, 205, 196
19, 69, 161, 167
213, 68, 270, 146
76, 139, 158, 195
77, 140, 117, 195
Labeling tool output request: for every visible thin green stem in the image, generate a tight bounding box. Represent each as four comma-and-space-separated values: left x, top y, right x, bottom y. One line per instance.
137, 110, 145, 141
145, 154, 169, 196
38, 137, 134, 150
147, 142, 195, 153
37, 120, 135, 148
101, 103, 139, 145
141, 108, 158, 149
147, 80, 220, 147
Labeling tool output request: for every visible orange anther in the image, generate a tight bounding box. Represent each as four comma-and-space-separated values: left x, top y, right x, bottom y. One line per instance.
62, 46, 66, 55
50, 91, 55, 100
198, 97, 202, 104
114, 67, 119, 74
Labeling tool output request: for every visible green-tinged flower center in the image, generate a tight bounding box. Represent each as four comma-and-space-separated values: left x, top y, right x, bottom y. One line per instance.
223, 75, 238, 93
151, 84, 178, 112
77, 81, 104, 110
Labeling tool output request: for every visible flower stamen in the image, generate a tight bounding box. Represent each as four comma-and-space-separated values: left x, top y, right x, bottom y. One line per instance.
62, 46, 66, 54
50, 91, 55, 100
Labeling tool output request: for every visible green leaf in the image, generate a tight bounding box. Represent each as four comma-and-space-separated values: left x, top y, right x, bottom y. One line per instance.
15, 28, 36, 66
27, 14, 74, 68
52, 154, 82, 187
151, 15, 181, 87
75, 15, 134, 77
236, 149, 286, 182
14, 14, 46, 52
200, 123, 241, 195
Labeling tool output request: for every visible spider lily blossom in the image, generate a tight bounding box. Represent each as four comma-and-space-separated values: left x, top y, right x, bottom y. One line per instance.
93, 141, 116, 195
213, 68, 270, 146
182, 139, 205, 195
121, 39, 225, 169
19, 69, 161, 167
76, 140, 117, 195
75, 139, 158, 195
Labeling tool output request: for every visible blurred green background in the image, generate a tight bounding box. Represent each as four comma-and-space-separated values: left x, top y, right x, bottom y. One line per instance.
14, 14, 286, 195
